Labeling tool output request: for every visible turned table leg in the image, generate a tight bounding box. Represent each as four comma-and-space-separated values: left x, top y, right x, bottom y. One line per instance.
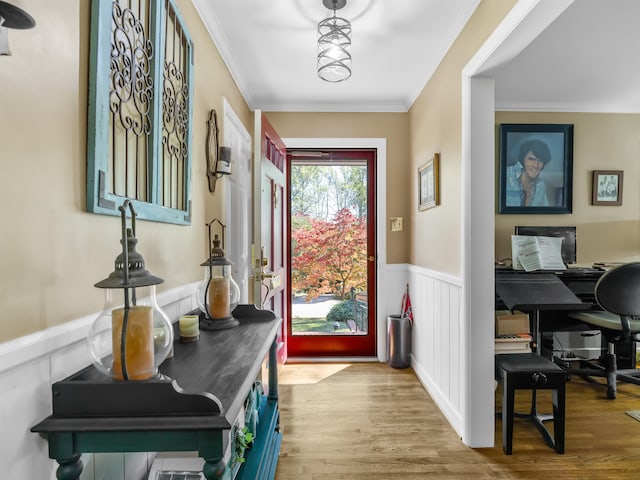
55, 454, 83, 480
202, 457, 226, 480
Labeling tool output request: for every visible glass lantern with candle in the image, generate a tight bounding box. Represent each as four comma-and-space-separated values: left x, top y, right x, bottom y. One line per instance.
197, 219, 240, 330
87, 201, 174, 381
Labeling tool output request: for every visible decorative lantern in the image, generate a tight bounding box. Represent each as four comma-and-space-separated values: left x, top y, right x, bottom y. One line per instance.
196, 218, 240, 330
87, 200, 174, 381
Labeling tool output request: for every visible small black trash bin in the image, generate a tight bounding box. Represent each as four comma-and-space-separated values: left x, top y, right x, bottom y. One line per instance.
387, 314, 411, 368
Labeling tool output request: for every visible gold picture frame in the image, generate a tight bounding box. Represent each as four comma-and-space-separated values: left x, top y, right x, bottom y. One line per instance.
418, 153, 440, 211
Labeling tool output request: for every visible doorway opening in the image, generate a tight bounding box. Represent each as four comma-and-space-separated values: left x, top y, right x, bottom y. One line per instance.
286, 149, 376, 357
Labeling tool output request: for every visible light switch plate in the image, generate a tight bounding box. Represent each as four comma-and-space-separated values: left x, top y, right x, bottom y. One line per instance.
390, 217, 404, 232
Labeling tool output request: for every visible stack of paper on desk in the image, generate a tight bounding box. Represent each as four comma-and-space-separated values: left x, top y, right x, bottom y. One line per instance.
511, 235, 566, 272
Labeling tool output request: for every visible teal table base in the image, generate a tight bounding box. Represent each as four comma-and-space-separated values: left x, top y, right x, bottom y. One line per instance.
48, 430, 225, 480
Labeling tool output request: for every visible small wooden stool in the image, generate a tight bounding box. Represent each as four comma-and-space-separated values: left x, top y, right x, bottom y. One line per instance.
495, 353, 566, 454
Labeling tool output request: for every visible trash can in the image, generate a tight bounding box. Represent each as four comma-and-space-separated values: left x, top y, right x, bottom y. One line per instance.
387, 314, 411, 368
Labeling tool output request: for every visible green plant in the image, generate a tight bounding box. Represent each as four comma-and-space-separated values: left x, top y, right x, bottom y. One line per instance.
326, 298, 364, 323
233, 426, 254, 464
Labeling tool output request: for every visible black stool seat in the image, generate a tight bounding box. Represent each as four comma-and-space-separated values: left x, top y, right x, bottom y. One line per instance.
496, 353, 566, 454
497, 353, 564, 374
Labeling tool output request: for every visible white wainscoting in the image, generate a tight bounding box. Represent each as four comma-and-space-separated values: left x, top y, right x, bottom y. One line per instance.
0, 283, 199, 480
6, 265, 468, 478
381, 264, 464, 438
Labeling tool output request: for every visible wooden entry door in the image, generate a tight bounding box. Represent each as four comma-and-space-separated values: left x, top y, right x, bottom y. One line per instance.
253, 111, 288, 364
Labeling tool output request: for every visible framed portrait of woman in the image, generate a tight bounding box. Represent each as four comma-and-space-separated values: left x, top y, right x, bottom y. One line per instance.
498, 124, 574, 214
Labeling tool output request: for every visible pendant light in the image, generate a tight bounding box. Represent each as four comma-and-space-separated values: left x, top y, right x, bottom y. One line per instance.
317, 0, 352, 82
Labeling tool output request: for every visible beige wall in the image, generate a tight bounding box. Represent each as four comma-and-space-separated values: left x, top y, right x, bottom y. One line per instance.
408, 0, 517, 275
0, 0, 251, 343
495, 111, 640, 265
265, 111, 411, 264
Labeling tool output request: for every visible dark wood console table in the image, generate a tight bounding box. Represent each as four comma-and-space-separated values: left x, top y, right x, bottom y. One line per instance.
32, 305, 282, 480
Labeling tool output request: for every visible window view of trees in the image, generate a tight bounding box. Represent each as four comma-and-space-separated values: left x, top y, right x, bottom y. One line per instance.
291, 164, 368, 302
292, 208, 367, 301
291, 165, 367, 222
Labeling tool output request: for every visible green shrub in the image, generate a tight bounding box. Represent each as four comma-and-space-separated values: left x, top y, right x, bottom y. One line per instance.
327, 299, 363, 323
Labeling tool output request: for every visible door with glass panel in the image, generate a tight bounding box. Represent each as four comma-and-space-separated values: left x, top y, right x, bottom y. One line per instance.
287, 150, 376, 357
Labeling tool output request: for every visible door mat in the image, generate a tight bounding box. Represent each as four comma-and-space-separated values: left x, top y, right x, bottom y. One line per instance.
625, 411, 640, 422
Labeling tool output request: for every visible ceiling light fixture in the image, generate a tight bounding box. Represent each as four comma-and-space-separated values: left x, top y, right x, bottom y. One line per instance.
317, 0, 352, 82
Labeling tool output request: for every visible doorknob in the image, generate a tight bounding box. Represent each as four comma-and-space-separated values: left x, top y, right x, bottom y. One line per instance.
253, 247, 272, 280
368, 256, 375, 262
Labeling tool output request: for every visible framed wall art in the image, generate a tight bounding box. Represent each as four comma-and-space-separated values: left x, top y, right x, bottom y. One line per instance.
498, 124, 574, 214
419, 153, 440, 211
592, 170, 623, 206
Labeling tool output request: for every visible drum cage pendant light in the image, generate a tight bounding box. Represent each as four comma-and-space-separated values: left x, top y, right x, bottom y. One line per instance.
317, 0, 352, 82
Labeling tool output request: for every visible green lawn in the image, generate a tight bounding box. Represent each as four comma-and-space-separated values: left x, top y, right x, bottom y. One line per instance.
291, 317, 351, 334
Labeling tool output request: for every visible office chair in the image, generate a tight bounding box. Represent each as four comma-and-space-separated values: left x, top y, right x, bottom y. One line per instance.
568, 262, 640, 399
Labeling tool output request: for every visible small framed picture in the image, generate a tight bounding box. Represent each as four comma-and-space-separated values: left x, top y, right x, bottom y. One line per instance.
419, 153, 440, 211
592, 170, 623, 206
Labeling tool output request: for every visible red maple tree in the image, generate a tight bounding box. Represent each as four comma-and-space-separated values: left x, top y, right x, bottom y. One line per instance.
292, 209, 367, 300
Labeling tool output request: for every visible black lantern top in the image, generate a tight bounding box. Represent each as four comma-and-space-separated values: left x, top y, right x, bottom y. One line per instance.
200, 234, 232, 267
95, 201, 164, 289
200, 219, 232, 267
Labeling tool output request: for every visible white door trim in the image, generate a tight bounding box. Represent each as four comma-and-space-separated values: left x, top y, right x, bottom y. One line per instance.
223, 97, 252, 302
460, 0, 575, 447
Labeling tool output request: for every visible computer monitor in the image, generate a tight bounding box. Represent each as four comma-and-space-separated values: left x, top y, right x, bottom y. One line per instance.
514, 226, 577, 265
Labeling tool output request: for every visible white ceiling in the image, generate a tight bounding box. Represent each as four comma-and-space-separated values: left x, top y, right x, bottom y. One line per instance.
495, 0, 640, 113
192, 0, 480, 112
192, 0, 640, 114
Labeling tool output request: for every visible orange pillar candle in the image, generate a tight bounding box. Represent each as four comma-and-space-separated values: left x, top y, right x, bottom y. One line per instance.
208, 276, 230, 319
111, 305, 154, 380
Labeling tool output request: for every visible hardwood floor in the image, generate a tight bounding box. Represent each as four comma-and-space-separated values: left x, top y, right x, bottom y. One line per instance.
275, 362, 640, 479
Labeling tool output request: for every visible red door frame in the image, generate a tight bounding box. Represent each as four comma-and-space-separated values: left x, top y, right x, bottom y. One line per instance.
286, 149, 377, 357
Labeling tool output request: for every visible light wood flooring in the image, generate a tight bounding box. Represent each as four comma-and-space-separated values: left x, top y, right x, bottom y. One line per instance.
275, 362, 640, 479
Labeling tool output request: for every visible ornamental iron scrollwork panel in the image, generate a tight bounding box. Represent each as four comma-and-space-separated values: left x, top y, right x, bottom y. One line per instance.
161, 1, 189, 211
109, 1, 153, 202
87, 0, 193, 225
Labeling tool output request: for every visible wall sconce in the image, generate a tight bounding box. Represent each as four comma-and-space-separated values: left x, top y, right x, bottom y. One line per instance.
87, 200, 174, 381
196, 218, 240, 330
206, 109, 232, 193
0, 1, 36, 56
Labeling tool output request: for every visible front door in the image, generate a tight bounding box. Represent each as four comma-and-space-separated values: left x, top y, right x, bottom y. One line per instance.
253, 111, 288, 364
287, 149, 377, 357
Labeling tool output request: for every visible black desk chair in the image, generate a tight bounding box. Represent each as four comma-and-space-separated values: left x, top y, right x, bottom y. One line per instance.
568, 262, 640, 399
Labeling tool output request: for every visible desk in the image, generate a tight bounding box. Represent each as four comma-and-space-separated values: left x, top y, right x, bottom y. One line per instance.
495, 268, 604, 348
495, 268, 640, 366
495, 273, 592, 354
32, 305, 282, 480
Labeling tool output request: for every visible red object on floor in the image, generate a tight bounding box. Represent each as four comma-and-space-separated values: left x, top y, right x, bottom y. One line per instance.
401, 284, 413, 325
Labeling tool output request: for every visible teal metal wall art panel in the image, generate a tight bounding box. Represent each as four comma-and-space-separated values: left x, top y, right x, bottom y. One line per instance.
86, 0, 193, 225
